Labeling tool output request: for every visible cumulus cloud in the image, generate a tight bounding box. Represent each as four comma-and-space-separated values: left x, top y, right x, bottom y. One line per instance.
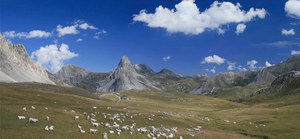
133, 0, 267, 35
56, 21, 99, 37
291, 50, 300, 55
163, 56, 171, 61
206, 67, 216, 73
235, 23, 246, 35
265, 61, 273, 67
282, 29, 295, 36
31, 43, 78, 73
3, 30, 51, 39
79, 23, 98, 30
285, 0, 300, 18
76, 38, 83, 42
56, 24, 79, 37
247, 60, 258, 71
201, 55, 225, 65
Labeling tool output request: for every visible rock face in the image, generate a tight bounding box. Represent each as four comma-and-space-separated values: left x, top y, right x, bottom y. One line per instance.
97, 56, 158, 92
269, 71, 300, 92
191, 72, 242, 95
0, 34, 54, 84
55, 64, 89, 86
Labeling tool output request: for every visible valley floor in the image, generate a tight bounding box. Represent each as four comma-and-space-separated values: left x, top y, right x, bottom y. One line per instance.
0, 83, 299, 139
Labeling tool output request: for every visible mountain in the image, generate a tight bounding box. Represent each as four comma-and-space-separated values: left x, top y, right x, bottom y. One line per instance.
96, 56, 159, 92
55, 65, 109, 92
0, 34, 54, 84
254, 56, 300, 85
191, 72, 244, 95
55, 64, 89, 86
134, 64, 156, 76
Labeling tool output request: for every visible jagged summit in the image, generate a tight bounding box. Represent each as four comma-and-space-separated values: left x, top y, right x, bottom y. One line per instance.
97, 56, 159, 92
118, 56, 132, 68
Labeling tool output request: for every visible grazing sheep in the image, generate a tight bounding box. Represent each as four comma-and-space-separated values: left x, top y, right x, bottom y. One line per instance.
45, 125, 49, 131
91, 118, 97, 123
109, 130, 114, 134
103, 132, 108, 139
179, 136, 183, 139
17, 116, 26, 120
92, 122, 100, 127
80, 128, 86, 133
29, 117, 39, 123
45, 116, 50, 121
22, 107, 26, 111
90, 128, 98, 134
45, 107, 48, 110
49, 125, 54, 131
78, 125, 82, 129
74, 116, 80, 120
31, 106, 36, 109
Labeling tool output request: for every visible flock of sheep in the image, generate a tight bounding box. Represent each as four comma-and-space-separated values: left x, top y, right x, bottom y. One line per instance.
16, 105, 208, 139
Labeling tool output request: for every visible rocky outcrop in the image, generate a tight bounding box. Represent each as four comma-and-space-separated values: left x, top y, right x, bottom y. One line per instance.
0, 34, 54, 84
97, 56, 159, 92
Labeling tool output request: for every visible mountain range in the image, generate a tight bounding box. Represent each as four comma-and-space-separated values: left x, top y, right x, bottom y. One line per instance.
1, 34, 299, 98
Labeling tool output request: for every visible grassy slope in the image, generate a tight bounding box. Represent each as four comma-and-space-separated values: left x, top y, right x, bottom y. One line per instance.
1, 83, 300, 139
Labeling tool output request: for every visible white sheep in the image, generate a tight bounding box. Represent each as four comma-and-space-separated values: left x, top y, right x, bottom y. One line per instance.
17, 116, 26, 120
92, 122, 100, 127
49, 125, 54, 131
74, 116, 80, 120
31, 106, 36, 109
80, 128, 86, 133
29, 117, 38, 123
90, 128, 98, 134
91, 118, 97, 123
109, 130, 115, 134
22, 107, 27, 111
45, 116, 50, 121
103, 132, 108, 139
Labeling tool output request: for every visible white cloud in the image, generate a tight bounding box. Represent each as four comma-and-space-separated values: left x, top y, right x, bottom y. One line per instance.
282, 29, 295, 36
56, 21, 99, 37
235, 23, 246, 35
76, 38, 83, 42
247, 60, 258, 71
79, 23, 98, 30
163, 56, 171, 61
227, 62, 236, 71
56, 24, 79, 37
3, 30, 51, 39
285, 0, 300, 18
133, 0, 267, 35
206, 67, 216, 73
265, 61, 273, 67
291, 50, 300, 55
31, 43, 78, 73
201, 55, 225, 65
94, 30, 107, 40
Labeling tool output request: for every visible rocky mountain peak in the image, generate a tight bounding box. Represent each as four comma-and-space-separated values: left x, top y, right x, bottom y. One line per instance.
97, 56, 159, 92
118, 55, 132, 68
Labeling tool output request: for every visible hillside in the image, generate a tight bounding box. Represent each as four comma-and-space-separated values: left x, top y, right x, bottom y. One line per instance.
1, 83, 300, 139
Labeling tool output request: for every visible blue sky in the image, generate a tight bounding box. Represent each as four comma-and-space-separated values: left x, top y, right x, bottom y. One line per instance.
1, 0, 300, 75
